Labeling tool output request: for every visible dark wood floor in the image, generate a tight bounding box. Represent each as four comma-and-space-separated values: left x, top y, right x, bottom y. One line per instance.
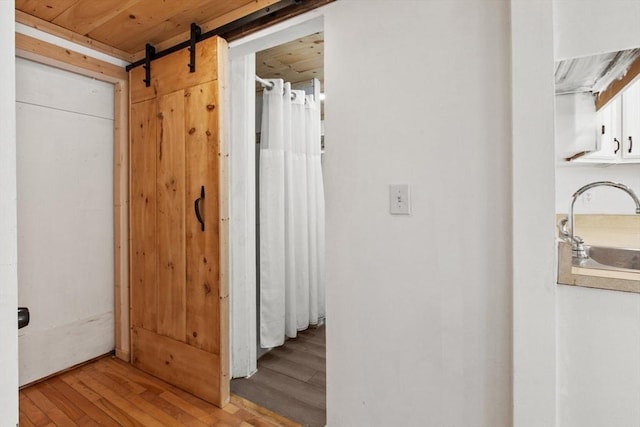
19, 356, 300, 426
231, 325, 326, 427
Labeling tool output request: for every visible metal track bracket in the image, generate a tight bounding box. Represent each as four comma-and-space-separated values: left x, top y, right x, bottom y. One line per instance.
188, 23, 202, 73
143, 43, 156, 87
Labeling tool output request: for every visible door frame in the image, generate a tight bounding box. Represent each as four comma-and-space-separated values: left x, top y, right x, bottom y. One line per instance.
16, 33, 131, 361
228, 9, 324, 378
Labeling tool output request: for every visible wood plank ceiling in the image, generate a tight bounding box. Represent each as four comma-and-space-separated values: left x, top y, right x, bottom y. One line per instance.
16, 0, 325, 112
15, 0, 282, 60
256, 31, 324, 89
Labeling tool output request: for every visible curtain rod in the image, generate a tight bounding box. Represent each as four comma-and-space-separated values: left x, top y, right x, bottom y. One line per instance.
256, 75, 275, 89
255, 76, 303, 101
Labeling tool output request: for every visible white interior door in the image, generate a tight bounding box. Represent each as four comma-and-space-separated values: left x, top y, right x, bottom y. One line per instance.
16, 58, 115, 386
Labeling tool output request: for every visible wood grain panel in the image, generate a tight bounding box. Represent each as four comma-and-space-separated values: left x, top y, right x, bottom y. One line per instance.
114, 80, 130, 362
85, 0, 250, 54
15, 32, 127, 82
20, 357, 293, 427
131, 327, 221, 405
86, 0, 205, 51
131, 0, 280, 61
15, 10, 133, 62
185, 81, 220, 353
138, 390, 209, 426
129, 36, 229, 408
596, 55, 640, 111
130, 99, 157, 332
18, 411, 36, 427
37, 382, 84, 421
130, 37, 219, 104
48, 377, 121, 426
167, 0, 257, 31
216, 37, 231, 405
256, 32, 324, 87
16, 0, 80, 22
16, 0, 332, 61
156, 90, 187, 342
73, 368, 167, 425
20, 394, 52, 425
52, 0, 144, 36
231, 395, 301, 427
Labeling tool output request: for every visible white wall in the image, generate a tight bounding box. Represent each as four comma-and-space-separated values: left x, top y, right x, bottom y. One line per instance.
324, 1, 512, 425
554, 0, 640, 60
554, 4, 640, 427
511, 1, 557, 426
0, 0, 18, 424
557, 285, 640, 427
556, 164, 640, 214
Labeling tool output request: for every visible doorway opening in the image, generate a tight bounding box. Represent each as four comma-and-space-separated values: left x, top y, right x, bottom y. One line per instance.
228, 14, 326, 427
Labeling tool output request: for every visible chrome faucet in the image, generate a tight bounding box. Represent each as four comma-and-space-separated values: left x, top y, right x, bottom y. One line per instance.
563, 181, 640, 259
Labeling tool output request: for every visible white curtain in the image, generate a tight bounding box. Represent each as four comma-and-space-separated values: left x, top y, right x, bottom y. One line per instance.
259, 79, 325, 348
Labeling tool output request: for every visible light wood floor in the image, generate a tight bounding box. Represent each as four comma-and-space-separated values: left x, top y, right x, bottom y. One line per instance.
19, 356, 300, 426
231, 325, 326, 427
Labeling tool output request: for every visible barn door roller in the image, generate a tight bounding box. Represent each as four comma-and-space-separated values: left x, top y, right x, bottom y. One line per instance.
188, 23, 202, 73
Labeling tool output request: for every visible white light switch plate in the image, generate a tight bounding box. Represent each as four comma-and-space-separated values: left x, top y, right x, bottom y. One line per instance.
389, 184, 410, 215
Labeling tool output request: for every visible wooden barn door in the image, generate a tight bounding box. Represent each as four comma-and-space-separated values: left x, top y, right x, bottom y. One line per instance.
129, 36, 229, 407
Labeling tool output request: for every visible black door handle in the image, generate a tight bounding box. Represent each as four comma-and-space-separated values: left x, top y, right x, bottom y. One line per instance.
629, 136, 633, 154
18, 307, 30, 329
194, 185, 205, 231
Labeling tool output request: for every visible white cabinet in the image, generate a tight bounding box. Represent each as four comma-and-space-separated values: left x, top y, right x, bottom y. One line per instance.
588, 96, 621, 162
555, 93, 598, 160
621, 78, 640, 160
580, 78, 640, 163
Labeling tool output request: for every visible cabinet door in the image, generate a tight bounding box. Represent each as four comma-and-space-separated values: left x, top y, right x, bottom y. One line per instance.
583, 97, 621, 162
555, 92, 597, 159
622, 78, 640, 160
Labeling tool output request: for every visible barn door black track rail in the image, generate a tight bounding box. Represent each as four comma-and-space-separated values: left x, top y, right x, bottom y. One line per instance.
126, 0, 304, 74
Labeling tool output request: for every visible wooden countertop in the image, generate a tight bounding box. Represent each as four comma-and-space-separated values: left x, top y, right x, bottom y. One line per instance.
556, 214, 640, 249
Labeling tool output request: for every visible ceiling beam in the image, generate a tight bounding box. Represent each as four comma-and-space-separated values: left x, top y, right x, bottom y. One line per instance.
15, 32, 127, 82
